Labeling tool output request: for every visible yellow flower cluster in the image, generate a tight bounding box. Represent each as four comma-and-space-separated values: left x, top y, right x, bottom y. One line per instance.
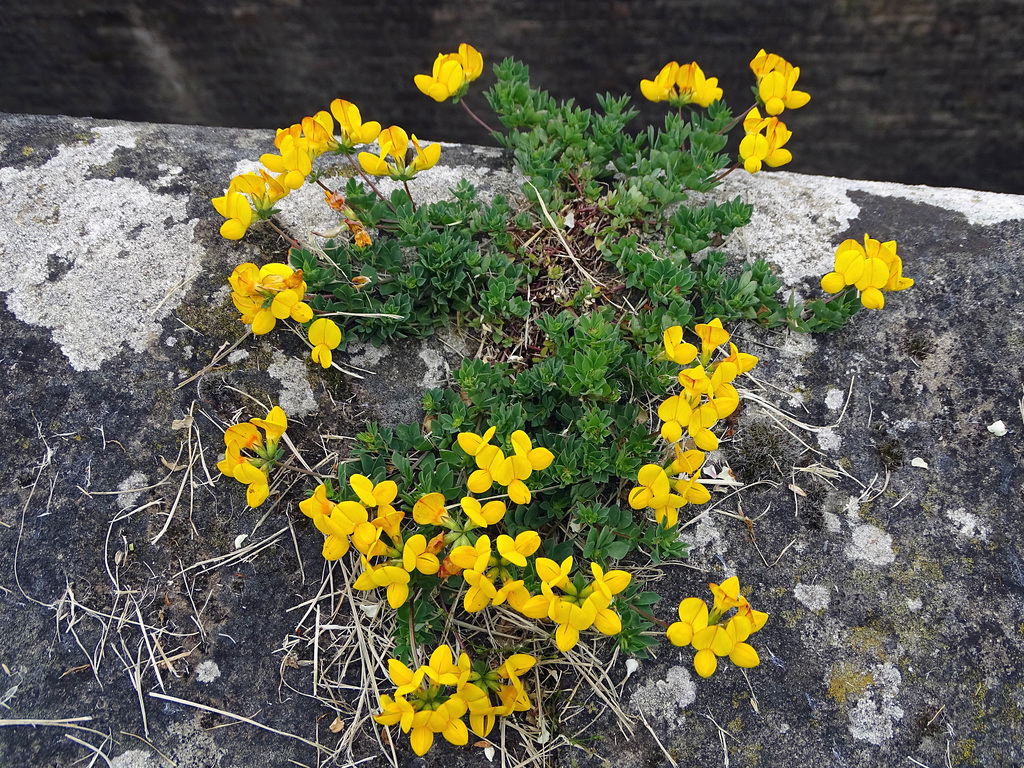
374, 645, 536, 755
457, 426, 555, 505
300, 474, 443, 608
740, 50, 809, 174
448, 531, 540, 613
667, 576, 768, 678
357, 125, 441, 182
640, 60, 723, 108
739, 107, 792, 174
228, 262, 313, 335
821, 235, 914, 310
517, 558, 631, 651
657, 319, 758, 451
216, 406, 288, 507
211, 97, 389, 240
749, 49, 810, 116
414, 43, 484, 103
629, 445, 711, 529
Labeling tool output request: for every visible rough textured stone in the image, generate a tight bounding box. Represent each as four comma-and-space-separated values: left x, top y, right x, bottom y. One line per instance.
0, 111, 1022, 767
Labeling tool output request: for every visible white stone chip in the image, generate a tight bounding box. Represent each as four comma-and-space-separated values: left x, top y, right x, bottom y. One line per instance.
911, 457, 929, 468
987, 420, 1007, 436
195, 660, 221, 683
794, 583, 831, 611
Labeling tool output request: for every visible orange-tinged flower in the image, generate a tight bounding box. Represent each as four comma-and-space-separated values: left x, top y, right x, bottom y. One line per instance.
749, 50, 810, 115
299, 483, 333, 519
413, 492, 449, 525
695, 318, 730, 357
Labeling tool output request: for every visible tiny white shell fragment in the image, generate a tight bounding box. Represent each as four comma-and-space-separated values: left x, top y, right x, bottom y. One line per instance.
911, 457, 929, 469
987, 420, 1007, 436
359, 603, 381, 618
624, 658, 640, 680
483, 746, 495, 762
233, 534, 248, 549
564, 211, 575, 229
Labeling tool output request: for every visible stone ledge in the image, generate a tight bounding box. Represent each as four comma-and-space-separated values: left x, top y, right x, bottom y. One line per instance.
0, 112, 1022, 767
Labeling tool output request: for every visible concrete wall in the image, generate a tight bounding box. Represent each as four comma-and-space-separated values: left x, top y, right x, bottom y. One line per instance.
2, 0, 1022, 193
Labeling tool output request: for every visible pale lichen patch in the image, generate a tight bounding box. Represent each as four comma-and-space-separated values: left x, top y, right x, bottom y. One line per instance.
847, 663, 904, 745
0, 125, 204, 371
846, 524, 896, 565
946, 507, 991, 541
267, 351, 317, 418
794, 583, 831, 611
629, 665, 697, 727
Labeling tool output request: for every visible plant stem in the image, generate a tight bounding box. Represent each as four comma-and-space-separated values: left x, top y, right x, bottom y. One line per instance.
632, 605, 671, 630
408, 593, 421, 667
345, 154, 397, 214
718, 103, 757, 136
709, 162, 740, 185
460, 99, 498, 134
403, 180, 417, 212
266, 219, 300, 248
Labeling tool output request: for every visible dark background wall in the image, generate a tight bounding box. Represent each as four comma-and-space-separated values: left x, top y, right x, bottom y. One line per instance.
2, 0, 1020, 193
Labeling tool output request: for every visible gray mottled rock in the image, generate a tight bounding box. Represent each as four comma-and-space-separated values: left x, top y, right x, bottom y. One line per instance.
0, 111, 1022, 768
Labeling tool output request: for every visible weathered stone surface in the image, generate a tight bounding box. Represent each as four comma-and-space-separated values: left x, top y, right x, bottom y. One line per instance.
0, 111, 1022, 767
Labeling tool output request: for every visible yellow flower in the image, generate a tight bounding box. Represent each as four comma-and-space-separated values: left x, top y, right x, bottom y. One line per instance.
749, 50, 810, 115
492, 430, 554, 504
228, 262, 312, 335
402, 533, 441, 575
415, 44, 484, 102
641, 61, 722, 108
821, 235, 913, 309
739, 108, 792, 174
353, 556, 411, 609
357, 125, 441, 181
308, 318, 341, 368
460, 496, 507, 528
217, 407, 288, 507
467, 444, 505, 494
212, 170, 290, 240
663, 325, 698, 365
667, 596, 709, 647
456, 426, 497, 457
658, 396, 720, 450
211, 188, 253, 240
313, 501, 368, 560
329, 99, 382, 153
